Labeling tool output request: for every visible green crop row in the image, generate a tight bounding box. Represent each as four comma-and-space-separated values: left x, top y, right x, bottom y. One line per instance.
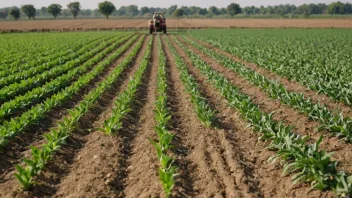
0, 34, 124, 102
173, 35, 352, 197
182, 36, 352, 142
0, 32, 109, 68
14, 34, 146, 191
0, 34, 140, 148
0, 34, 113, 78
100, 36, 151, 134
0, 34, 133, 122
188, 29, 352, 107
164, 37, 216, 128
150, 35, 177, 197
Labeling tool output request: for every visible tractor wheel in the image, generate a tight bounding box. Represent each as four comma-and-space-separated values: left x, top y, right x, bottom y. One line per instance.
163, 28, 167, 35
149, 28, 153, 34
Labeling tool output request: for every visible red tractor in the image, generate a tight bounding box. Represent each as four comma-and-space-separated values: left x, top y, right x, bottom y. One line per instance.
149, 12, 167, 34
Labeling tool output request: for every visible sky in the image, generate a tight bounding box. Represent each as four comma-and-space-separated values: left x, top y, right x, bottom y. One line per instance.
1, 0, 352, 9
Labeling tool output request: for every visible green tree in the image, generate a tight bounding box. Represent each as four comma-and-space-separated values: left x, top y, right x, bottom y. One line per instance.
140, 7, 149, 15
67, 2, 81, 19
317, 3, 328, 14
219, 8, 227, 15
208, 6, 219, 15
48, 4, 62, 19
98, 1, 116, 19
344, 3, 352, 14
173, 8, 184, 17
327, 1, 345, 14
116, 6, 126, 16
298, 4, 310, 18
227, 3, 241, 16
126, 5, 138, 16
40, 6, 48, 15
180, 6, 191, 15
167, 5, 177, 16
307, 4, 320, 14
9, 7, 20, 20
198, 8, 208, 15
0, 9, 8, 19
21, 5, 36, 19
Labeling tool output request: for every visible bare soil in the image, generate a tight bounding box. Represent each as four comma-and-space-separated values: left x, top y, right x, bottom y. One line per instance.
1, 33, 350, 198
1, 19, 352, 32
186, 36, 352, 118
0, 35, 144, 197
53, 36, 151, 198
176, 35, 352, 177
168, 35, 333, 197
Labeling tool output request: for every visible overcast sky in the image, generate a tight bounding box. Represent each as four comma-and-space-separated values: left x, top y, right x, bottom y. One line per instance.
1, 0, 352, 9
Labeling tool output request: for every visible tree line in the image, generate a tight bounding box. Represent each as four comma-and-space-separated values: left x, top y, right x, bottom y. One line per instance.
0, 1, 351, 20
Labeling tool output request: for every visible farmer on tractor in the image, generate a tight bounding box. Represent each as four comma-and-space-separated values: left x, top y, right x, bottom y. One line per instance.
149, 12, 167, 34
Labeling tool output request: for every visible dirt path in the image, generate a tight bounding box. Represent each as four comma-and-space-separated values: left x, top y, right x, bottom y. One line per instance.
169, 36, 334, 197
122, 35, 161, 197
54, 35, 152, 198
0, 35, 145, 198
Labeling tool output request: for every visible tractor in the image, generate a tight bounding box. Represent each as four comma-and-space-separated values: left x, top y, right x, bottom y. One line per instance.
149, 12, 167, 34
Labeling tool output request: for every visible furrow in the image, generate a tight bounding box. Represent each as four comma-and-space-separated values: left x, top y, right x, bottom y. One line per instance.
0, 35, 143, 196
53, 35, 151, 198
187, 35, 352, 117
178, 35, 352, 174
162, 35, 249, 197
169, 35, 266, 198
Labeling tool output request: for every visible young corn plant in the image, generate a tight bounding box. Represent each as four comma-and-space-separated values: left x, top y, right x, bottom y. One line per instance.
182, 35, 352, 143
165, 36, 216, 128
173, 35, 352, 197
149, 35, 178, 197
14, 35, 146, 190
189, 31, 352, 113
0, 34, 138, 148
14, 165, 33, 190
100, 35, 152, 135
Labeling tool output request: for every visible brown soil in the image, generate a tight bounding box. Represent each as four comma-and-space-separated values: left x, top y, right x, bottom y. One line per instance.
186, 36, 352, 118
162, 35, 268, 197
176, 35, 352, 175
0, 34, 139, 182
170, 34, 332, 197
121, 35, 161, 198
1, 32, 350, 198
168, 35, 332, 197
182, 37, 352, 173
0, 35, 144, 198
0, 34, 134, 122
53, 35, 153, 198
1, 19, 352, 32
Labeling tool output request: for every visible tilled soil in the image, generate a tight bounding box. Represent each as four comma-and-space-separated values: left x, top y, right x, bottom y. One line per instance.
178, 36, 352, 174
185, 36, 352, 118
1, 19, 352, 32
54, 36, 151, 198
0, 35, 136, 180
168, 35, 333, 197
0, 35, 144, 197
1, 34, 349, 198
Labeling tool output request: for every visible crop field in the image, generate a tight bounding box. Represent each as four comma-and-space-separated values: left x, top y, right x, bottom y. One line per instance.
0, 29, 352, 197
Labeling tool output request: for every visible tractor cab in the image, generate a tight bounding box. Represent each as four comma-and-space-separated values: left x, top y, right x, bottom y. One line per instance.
153, 12, 165, 21
149, 12, 167, 34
